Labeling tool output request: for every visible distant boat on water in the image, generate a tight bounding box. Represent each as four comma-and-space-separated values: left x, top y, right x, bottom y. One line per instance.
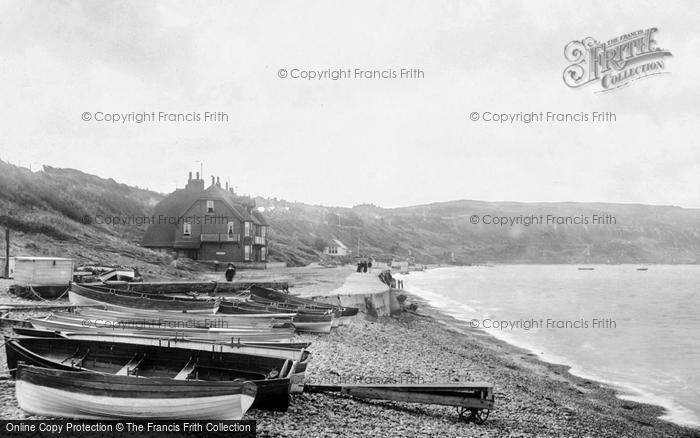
637, 268, 649, 271
578, 267, 595, 271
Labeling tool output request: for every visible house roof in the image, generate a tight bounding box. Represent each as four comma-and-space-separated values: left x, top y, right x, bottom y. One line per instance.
331, 239, 348, 249
252, 210, 269, 226
142, 187, 200, 247
142, 183, 269, 248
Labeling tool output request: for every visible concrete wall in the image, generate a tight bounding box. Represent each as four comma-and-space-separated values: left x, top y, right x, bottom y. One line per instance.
315, 288, 402, 317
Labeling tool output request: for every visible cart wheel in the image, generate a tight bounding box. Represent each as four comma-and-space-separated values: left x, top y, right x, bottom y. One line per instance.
457, 407, 490, 424
472, 408, 490, 425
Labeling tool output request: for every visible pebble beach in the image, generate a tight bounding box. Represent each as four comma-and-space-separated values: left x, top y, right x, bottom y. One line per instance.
1, 270, 698, 437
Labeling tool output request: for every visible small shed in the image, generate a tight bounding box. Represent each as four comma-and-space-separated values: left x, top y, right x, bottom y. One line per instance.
391, 260, 410, 274
13, 257, 75, 286
0, 256, 15, 279
324, 239, 350, 257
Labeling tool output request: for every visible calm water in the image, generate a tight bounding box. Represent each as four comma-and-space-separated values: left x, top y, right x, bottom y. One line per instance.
404, 265, 700, 428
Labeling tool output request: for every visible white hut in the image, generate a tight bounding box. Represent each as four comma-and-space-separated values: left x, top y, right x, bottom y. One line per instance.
13, 257, 74, 286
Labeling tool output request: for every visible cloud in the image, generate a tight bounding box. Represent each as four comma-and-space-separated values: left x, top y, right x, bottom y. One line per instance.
1, 0, 699, 208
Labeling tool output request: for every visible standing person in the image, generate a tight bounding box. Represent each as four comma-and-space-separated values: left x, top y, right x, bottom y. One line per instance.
132, 267, 143, 283
225, 263, 236, 282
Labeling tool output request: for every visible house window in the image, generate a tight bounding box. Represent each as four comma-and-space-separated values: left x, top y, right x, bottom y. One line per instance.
244, 221, 251, 237
261, 247, 267, 261
206, 200, 214, 213
244, 245, 251, 261
261, 227, 266, 238
227, 221, 235, 238
183, 222, 192, 236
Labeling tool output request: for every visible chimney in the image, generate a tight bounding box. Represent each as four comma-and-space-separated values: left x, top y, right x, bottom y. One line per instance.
188, 171, 192, 181
225, 181, 229, 190
196, 171, 200, 179
211, 176, 215, 186
216, 176, 221, 188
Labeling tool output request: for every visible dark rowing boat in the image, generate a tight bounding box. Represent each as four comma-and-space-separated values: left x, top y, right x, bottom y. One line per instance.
250, 285, 359, 317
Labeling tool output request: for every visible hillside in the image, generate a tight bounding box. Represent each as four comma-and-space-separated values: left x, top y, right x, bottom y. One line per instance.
0, 160, 180, 278
1, 160, 699, 269
258, 199, 700, 265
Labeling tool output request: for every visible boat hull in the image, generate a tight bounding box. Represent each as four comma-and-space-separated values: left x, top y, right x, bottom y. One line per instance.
16, 365, 256, 420
250, 285, 359, 317
12, 327, 311, 349
292, 320, 333, 334
30, 317, 294, 343
69, 284, 219, 314
6, 336, 292, 411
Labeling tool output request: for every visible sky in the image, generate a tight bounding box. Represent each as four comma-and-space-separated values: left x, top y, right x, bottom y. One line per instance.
1, 1, 699, 208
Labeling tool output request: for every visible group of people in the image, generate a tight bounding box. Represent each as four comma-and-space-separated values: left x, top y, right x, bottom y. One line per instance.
356, 260, 372, 273
391, 278, 405, 289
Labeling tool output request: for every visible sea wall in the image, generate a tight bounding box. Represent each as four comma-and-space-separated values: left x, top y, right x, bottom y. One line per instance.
315, 288, 402, 317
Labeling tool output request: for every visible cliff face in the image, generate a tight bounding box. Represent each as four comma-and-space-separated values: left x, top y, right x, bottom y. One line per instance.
1, 160, 699, 268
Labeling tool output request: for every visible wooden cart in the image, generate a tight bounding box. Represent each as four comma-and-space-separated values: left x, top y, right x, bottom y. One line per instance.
304, 382, 495, 424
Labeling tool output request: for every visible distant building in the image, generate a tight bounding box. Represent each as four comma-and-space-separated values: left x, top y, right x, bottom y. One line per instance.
142, 172, 269, 263
391, 260, 409, 274
323, 239, 350, 257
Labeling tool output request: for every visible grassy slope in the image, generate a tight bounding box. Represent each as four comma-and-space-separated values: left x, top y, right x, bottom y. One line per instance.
0, 160, 198, 278
1, 160, 699, 268
260, 200, 700, 265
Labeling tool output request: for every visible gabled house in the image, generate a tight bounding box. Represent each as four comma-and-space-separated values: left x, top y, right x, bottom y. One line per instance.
142, 172, 269, 263
323, 239, 350, 257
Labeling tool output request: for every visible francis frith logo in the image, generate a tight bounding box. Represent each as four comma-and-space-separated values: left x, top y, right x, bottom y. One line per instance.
563, 28, 672, 92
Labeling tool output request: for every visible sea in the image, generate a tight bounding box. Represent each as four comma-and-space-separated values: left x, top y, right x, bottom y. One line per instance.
402, 265, 700, 428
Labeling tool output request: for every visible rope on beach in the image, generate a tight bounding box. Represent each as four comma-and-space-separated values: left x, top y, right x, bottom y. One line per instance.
28, 285, 70, 301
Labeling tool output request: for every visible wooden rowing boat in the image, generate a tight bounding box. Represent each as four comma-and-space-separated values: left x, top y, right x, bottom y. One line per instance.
69, 308, 295, 329
6, 336, 294, 410
29, 315, 295, 343
220, 300, 328, 315
12, 327, 311, 393
12, 327, 311, 350
69, 283, 220, 314
102, 280, 288, 296
15, 364, 257, 420
218, 300, 334, 333
250, 285, 359, 317
291, 312, 334, 333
